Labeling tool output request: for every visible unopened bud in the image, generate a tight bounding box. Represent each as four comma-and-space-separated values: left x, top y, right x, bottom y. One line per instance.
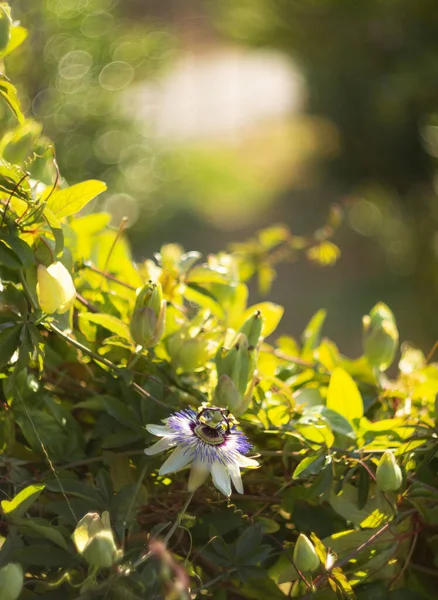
134, 281, 162, 314
36, 261, 76, 314
376, 451, 403, 492
82, 530, 118, 568
213, 374, 241, 413
130, 302, 166, 348
237, 311, 263, 347
0, 563, 23, 600
293, 534, 320, 573
363, 303, 398, 371
73, 511, 120, 569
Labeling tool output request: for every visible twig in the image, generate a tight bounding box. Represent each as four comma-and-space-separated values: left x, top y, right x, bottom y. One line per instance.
82, 261, 136, 290
48, 323, 167, 408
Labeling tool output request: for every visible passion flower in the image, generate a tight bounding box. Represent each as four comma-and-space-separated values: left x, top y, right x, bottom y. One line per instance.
144, 406, 259, 496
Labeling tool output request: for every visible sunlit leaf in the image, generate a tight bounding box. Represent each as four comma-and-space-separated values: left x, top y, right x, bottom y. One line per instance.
1, 484, 45, 517
326, 367, 363, 424
45, 180, 107, 219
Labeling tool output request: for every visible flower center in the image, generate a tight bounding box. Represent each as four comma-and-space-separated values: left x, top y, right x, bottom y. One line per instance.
194, 424, 225, 445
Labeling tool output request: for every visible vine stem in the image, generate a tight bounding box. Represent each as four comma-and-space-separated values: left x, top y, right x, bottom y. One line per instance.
131, 491, 194, 570
47, 322, 167, 408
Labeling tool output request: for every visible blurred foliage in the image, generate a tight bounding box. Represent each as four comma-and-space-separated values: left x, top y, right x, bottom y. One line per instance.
5, 0, 178, 227
209, 0, 438, 332
0, 6, 437, 600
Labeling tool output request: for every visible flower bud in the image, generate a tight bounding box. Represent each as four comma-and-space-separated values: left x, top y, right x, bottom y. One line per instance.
0, 563, 23, 600
36, 261, 76, 314
82, 531, 118, 568
0, 5, 11, 55
134, 281, 162, 314
73, 511, 119, 569
130, 292, 166, 348
237, 311, 263, 347
293, 534, 320, 573
376, 450, 403, 492
215, 333, 257, 416
363, 303, 398, 371
213, 374, 241, 413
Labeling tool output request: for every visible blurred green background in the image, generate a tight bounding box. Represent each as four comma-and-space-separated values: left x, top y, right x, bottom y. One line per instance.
6, 0, 438, 355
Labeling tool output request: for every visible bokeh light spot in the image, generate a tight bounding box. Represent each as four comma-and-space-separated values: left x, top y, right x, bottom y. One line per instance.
59, 50, 93, 80
81, 12, 114, 38
104, 193, 139, 229
348, 199, 383, 237
99, 61, 134, 91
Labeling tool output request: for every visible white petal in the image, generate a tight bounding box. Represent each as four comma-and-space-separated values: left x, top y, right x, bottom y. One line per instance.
236, 454, 259, 469
188, 460, 211, 492
228, 462, 244, 494
144, 437, 175, 456
146, 424, 172, 437
159, 447, 193, 475
211, 462, 232, 497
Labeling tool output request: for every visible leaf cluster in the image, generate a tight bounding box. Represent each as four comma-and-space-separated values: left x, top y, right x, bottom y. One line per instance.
0, 6, 435, 600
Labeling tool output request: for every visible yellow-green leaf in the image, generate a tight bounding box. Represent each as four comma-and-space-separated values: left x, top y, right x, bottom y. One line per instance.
78, 313, 131, 341
0, 78, 24, 124
45, 180, 107, 219
241, 302, 284, 338
326, 367, 363, 424
1, 484, 45, 517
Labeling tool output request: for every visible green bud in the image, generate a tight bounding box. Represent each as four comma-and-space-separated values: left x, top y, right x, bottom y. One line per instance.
82, 531, 118, 568
73, 511, 119, 569
130, 306, 156, 346
214, 374, 241, 413
0, 563, 23, 600
231, 336, 250, 398
293, 534, 320, 573
363, 302, 398, 371
134, 281, 163, 314
237, 310, 263, 347
376, 450, 403, 492
130, 301, 166, 348
0, 5, 11, 55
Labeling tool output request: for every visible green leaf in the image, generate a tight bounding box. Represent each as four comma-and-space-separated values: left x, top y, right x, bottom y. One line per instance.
326, 367, 363, 424
45, 180, 107, 219
0, 239, 22, 269
12, 543, 75, 567
1, 483, 45, 517
78, 313, 131, 341
14, 517, 68, 550
292, 452, 325, 479
0, 77, 24, 124
0, 235, 33, 267
1, 25, 27, 58
101, 396, 142, 431
0, 324, 22, 368
235, 525, 263, 561
301, 309, 326, 358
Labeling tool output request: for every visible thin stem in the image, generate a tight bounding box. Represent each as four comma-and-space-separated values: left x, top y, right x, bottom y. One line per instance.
192, 571, 235, 593
103, 216, 128, 276
123, 463, 148, 550
132, 491, 194, 570
47, 323, 167, 408
82, 262, 136, 290
163, 491, 194, 545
